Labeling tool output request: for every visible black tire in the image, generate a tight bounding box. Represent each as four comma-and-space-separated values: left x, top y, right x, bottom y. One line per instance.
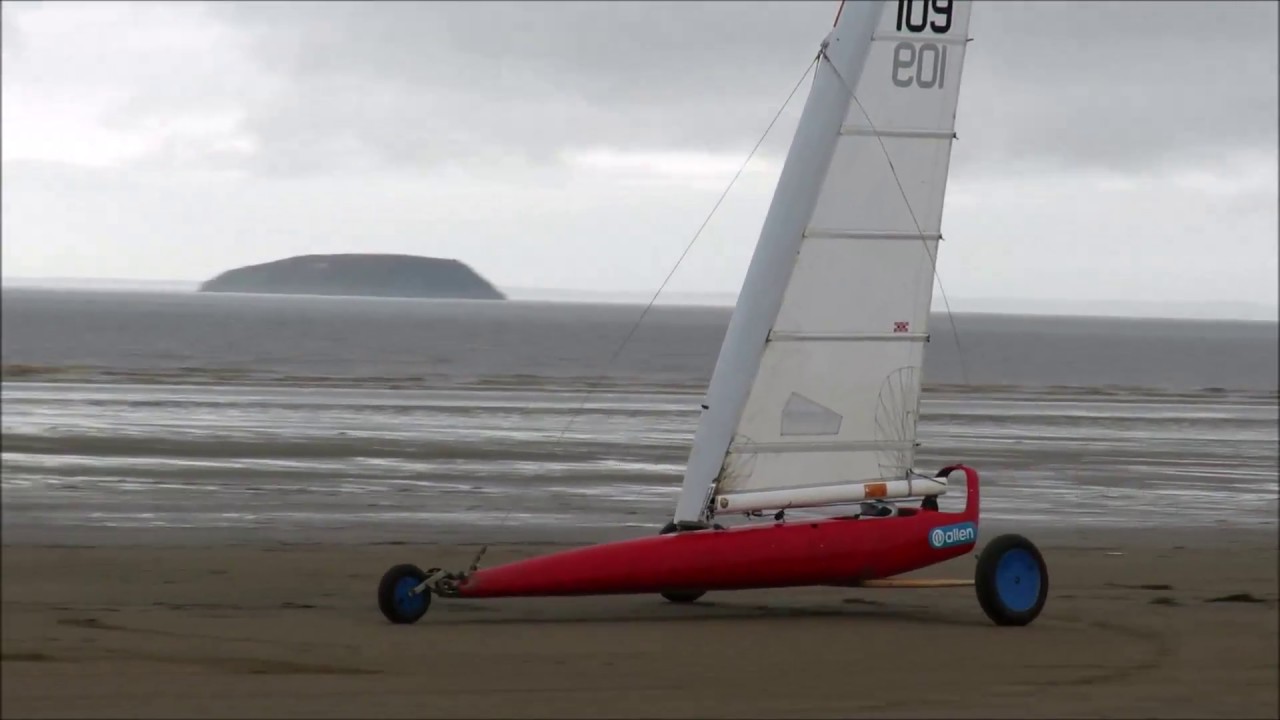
378, 563, 433, 624
658, 523, 706, 604
975, 534, 1048, 626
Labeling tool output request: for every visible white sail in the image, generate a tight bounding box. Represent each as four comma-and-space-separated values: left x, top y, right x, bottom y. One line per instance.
674, 0, 972, 522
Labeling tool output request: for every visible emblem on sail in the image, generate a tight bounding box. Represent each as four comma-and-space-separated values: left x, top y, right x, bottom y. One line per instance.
780, 392, 843, 436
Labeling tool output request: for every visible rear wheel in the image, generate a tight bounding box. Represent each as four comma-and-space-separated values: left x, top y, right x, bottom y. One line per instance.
975, 534, 1048, 626
657, 522, 706, 604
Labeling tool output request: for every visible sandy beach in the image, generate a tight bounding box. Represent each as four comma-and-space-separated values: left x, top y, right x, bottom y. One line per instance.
2, 527, 1276, 719
2, 295, 1277, 718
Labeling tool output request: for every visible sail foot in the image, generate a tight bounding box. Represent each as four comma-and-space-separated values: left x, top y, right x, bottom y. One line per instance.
713, 475, 946, 515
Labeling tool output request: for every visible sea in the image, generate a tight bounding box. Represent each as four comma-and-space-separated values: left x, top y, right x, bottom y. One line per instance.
2, 287, 1277, 543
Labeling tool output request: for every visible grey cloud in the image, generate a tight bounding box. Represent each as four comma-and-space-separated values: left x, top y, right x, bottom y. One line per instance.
4, 2, 1275, 315
17, 1, 1276, 178
226, 1, 1277, 177
196, 1, 833, 175
1, 3, 26, 62
955, 1, 1279, 175
217, 1, 831, 101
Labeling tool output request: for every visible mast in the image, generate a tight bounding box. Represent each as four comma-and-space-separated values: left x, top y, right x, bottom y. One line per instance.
672, 1, 885, 525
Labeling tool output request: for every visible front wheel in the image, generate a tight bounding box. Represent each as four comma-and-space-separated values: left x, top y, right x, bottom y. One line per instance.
378, 563, 433, 624
975, 534, 1048, 626
658, 522, 706, 604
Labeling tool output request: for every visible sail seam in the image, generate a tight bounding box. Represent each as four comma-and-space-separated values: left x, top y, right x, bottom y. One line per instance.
769, 331, 929, 342
840, 127, 955, 139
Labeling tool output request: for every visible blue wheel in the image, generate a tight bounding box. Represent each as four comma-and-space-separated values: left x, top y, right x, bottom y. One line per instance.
378, 563, 433, 624
975, 534, 1048, 626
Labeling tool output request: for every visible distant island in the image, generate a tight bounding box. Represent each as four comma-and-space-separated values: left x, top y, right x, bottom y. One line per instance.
198, 254, 506, 301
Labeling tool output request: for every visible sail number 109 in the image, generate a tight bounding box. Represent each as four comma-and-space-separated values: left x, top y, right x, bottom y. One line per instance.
892, 0, 952, 90
895, 0, 952, 34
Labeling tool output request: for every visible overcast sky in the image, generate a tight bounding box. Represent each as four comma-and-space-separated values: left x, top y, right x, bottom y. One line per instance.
2, 1, 1276, 316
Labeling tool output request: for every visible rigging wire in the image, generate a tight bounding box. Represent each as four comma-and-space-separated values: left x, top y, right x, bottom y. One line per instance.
462, 55, 822, 572
550, 53, 821, 449
455, 14, 976, 576
820, 45, 972, 385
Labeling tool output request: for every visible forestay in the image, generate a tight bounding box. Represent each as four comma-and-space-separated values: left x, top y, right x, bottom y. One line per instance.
675, 0, 973, 522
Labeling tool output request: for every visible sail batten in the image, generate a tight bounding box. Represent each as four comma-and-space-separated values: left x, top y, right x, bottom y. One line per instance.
872, 31, 968, 45
803, 229, 943, 241
839, 126, 955, 139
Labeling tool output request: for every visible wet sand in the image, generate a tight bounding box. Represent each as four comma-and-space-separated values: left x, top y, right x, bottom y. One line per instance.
3, 528, 1277, 719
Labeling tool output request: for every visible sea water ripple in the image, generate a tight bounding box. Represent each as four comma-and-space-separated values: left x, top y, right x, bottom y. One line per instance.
2, 381, 1275, 534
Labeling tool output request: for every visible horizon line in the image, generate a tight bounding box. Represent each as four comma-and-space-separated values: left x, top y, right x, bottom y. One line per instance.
2, 275, 1277, 323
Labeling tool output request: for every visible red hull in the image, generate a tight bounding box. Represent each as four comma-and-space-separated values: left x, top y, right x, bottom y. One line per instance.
454, 465, 981, 598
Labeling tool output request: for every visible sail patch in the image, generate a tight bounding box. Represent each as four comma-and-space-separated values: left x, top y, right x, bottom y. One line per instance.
780, 392, 843, 436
